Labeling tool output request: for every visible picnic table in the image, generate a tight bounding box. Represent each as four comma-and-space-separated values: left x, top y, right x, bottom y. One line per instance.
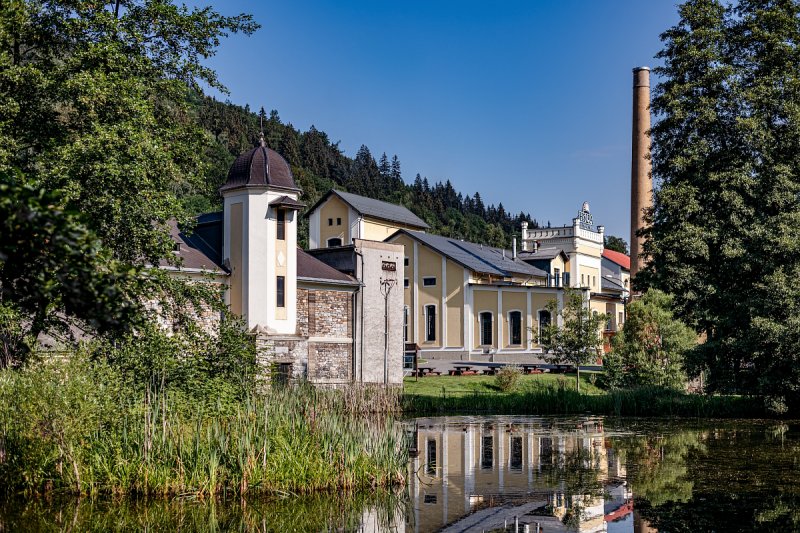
449, 365, 478, 376
482, 364, 504, 375
521, 364, 543, 374
411, 366, 440, 377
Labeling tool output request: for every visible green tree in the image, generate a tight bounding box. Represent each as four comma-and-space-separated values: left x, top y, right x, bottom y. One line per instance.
0, 0, 258, 265
0, 176, 142, 367
606, 290, 696, 390
540, 288, 607, 392
640, 0, 800, 406
604, 235, 629, 255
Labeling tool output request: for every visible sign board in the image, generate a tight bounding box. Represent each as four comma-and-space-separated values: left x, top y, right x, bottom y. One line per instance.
381, 261, 397, 272
578, 202, 593, 230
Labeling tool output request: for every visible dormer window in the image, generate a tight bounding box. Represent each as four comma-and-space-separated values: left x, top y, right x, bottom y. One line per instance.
173, 242, 182, 254
276, 208, 285, 240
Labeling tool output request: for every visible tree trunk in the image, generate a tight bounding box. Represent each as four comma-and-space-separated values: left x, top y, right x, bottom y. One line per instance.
576, 365, 580, 393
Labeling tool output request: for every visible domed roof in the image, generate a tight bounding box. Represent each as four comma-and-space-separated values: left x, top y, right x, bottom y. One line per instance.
220, 138, 298, 192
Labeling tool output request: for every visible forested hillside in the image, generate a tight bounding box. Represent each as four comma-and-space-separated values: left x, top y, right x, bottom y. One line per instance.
186, 96, 539, 248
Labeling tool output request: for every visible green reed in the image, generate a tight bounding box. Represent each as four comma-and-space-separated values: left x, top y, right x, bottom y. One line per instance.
0, 359, 407, 497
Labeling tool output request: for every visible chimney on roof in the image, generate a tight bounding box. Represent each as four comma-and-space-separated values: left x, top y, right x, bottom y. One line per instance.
520, 221, 528, 251
512, 237, 517, 260
631, 66, 653, 280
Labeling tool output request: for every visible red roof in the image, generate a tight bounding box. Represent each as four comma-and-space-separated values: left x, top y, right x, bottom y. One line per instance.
603, 249, 630, 270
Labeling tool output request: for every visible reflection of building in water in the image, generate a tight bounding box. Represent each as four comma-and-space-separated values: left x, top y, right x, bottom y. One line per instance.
408, 417, 637, 533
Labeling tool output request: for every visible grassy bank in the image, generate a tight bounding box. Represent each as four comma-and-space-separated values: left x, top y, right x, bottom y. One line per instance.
403, 374, 765, 418
0, 356, 407, 497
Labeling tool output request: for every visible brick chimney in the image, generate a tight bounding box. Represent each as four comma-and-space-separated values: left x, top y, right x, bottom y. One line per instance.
630, 66, 652, 280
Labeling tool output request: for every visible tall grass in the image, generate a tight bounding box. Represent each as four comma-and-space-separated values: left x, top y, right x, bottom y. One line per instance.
0, 356, 407, 497
403, 386, 765, 418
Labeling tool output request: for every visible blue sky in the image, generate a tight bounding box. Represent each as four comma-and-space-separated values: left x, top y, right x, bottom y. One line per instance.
199, 1, 680, 240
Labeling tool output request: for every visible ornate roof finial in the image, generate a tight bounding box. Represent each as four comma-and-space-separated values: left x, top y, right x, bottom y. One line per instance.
259, 112, 266, 147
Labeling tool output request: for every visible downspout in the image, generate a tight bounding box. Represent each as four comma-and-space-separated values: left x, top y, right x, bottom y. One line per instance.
355, 247, 365, 383
351, 288, 358, 383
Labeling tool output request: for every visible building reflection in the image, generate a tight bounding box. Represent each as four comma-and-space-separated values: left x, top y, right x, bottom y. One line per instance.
407, 417, 643, 533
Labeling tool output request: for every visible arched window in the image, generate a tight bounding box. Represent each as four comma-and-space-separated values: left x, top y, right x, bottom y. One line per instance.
424, 305, 436, 342
479, 312, 493, 346
538, 310, 551, 344
508, 311, 522, 346
327, 237, 342, 247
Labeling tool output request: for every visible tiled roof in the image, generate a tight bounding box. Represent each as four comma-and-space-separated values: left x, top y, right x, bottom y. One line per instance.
162, 219, 226, 273
307, 190, 429, 229
602, 249, 630, 270
297, 248, 358, 285
518, 247, 566, 261
269, 195, 306, 210
394, 230, 548, 279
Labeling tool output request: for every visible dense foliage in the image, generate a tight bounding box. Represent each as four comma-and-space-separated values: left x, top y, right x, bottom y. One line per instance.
605, 290, 696, 390
640, 0, 800, 408
192, 102, 540, 249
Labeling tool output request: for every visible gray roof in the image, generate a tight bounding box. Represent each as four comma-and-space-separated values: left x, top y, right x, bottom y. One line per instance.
308, 190, 429, 229
518, 247, 566, 261
394, 230, 548, 279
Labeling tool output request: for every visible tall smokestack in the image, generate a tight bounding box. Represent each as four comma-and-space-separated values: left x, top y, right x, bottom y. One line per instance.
630, 66, 652, 280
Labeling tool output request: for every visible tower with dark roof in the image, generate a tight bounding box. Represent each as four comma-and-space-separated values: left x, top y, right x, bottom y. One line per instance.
221, 139, 305, 332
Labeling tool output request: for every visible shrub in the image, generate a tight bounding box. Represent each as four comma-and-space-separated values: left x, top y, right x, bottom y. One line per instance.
495, 365, 521, 392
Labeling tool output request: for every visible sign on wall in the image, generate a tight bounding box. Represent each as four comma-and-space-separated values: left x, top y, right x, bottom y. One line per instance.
382, 261, 397, 272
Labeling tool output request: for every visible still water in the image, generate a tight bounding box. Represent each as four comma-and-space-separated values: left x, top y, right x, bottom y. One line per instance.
1, 416, 799, 532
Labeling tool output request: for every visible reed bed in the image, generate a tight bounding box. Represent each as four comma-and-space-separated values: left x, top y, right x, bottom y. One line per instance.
0, 360, 408, 497
403, 386, 765, 418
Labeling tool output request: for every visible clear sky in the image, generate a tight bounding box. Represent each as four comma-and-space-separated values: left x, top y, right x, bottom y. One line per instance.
198, 1, 680, 240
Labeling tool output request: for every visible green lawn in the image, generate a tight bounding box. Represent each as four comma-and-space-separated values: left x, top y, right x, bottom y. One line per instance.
404, 371, 605, 397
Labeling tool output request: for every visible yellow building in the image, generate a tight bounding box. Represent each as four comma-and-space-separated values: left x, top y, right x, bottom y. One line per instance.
306, 189, 429, 248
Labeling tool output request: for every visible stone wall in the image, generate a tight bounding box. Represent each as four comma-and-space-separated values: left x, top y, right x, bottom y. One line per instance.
256, 286, 354, 385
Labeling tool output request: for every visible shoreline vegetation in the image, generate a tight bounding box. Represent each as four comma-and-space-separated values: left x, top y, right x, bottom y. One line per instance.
0, 356, 406, 498
0, 359, 772, 500
401, 374, 766, 418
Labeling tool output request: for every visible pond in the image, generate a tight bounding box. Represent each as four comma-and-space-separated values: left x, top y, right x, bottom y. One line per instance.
1, 416, 799, 532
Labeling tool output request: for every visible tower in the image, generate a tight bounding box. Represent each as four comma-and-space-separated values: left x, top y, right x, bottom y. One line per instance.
221, 137, 305, 333
630, 66, 652, 280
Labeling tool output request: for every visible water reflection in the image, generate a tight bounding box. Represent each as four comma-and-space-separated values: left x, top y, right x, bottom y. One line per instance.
406, 417, 800, 533
408, 416, 627, 532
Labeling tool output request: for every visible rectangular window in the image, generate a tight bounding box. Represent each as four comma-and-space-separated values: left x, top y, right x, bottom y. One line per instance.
423, 277, 437, 287
404, 278, 409, 288
593, 275, 596, 288
553, 268, 561, 287
404, 257, 409, 267
327, 218, 333, 226
336, 217, 342, 226
276, 208, 285, 240
581, 274, 585, 285
509, 311, 522, 345
276, 276, 285, 308
426, 439, 437, 476
619, 311, 624, 326
479, 312, 493, 346
403, 306, 409, 342
425, 305, 436, 342
510, 436, 523, 471
481, 435, 494, 469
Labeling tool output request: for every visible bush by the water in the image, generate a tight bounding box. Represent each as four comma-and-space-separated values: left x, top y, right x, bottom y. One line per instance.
0, 353, 406, 497
495, 365, 522, 392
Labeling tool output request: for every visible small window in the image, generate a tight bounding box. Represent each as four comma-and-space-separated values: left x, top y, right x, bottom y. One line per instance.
425, 305, 436, 342
593, 275, 596, 288
581, 274, 585, 285
404, 257, 409, 267
276, 208, 285, 240
336, 217, 342, 226
481, 435, 494, 469
276, 276, 285, 308
509, 311, 522, 345
426, 439, 437, 476
327, 237, 342, 247
403, 306, 409, 342
423, 277, 437, 287
327, 218, 333, 226
553, 268, 561, 287
404, 278, 409, 288
479, 312, 493, 346
510, 436, 523, 471
619, 311, 624, 327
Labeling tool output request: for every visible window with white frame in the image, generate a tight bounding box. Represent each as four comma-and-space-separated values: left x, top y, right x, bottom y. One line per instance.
424, 305, 436, 342
479, 312, 493, 346
422, 277, 437, 287
509, 311, 522, 345
538, 309, 551, 343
